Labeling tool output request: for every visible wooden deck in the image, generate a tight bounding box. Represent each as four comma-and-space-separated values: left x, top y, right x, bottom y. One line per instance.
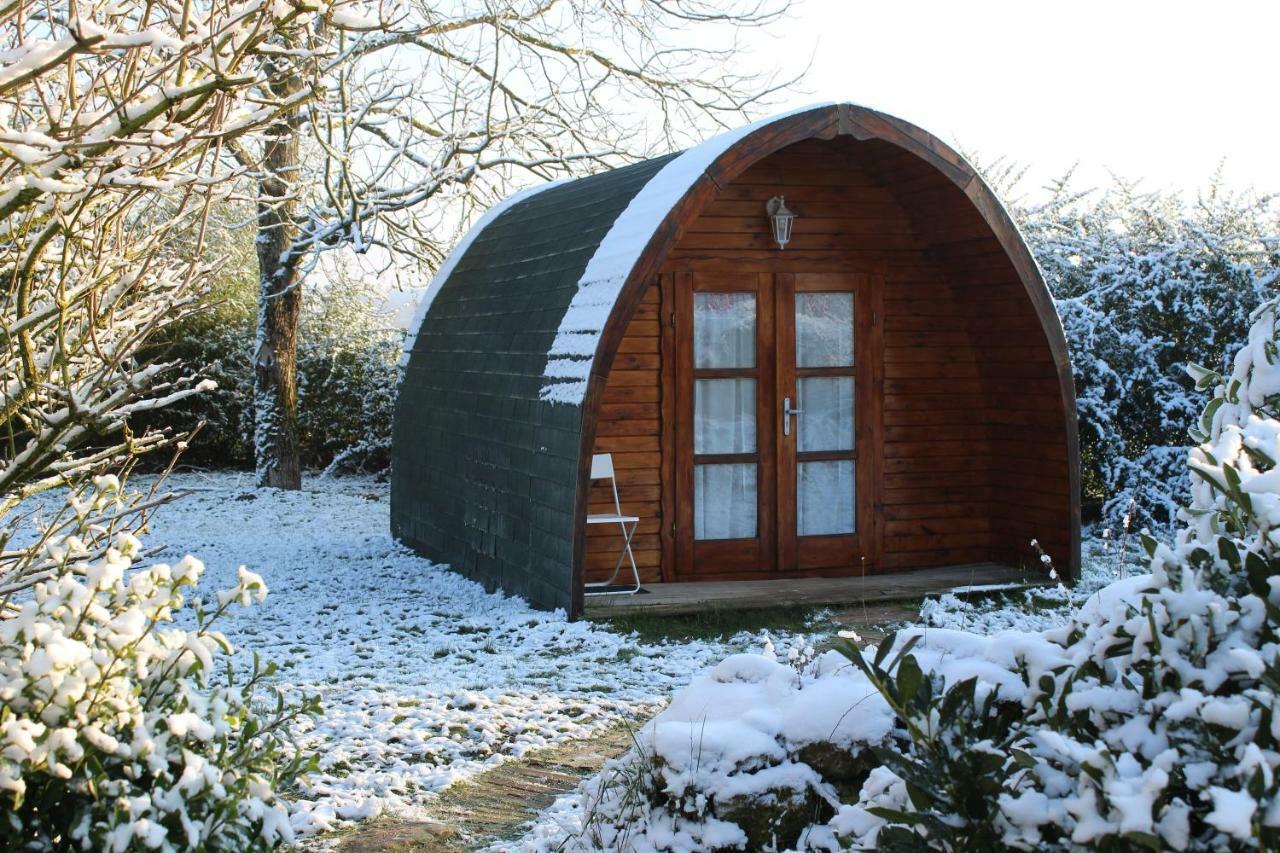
583, 563, 1039, 617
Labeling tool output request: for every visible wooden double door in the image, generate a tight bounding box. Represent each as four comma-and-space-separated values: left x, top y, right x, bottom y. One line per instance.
671, 271, 881, 580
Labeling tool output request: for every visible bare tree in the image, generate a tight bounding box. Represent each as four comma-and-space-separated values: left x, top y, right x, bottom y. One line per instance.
238, 0, 793, 489
0, 0, 374, 597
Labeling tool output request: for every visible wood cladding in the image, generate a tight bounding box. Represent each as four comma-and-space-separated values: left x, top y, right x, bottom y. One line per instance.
584, 284, 666, 584
587, 134, 1073, 582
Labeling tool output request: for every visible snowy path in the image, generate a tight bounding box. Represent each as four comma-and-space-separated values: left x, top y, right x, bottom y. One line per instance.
147, 472, 771, 838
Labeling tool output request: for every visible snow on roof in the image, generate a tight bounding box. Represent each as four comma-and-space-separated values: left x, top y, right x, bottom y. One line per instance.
537, 103, 836, 405
401, 102, 1033, 411
400, 104, 838, 401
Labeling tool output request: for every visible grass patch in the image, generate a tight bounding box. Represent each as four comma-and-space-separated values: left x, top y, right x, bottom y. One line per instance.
602, 604, 827, 644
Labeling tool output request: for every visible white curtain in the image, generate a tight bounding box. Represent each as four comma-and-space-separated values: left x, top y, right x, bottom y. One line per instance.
694, 293, 755, 368
797, 377, 854, 453
695, 464, 757, 540
798, 460, 855, 536
695, 379, 756, 454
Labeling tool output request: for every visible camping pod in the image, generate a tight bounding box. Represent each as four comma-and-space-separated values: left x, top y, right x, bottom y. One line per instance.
392, 103, 1080, 619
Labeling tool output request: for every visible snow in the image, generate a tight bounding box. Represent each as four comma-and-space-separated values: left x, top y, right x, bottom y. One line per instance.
538, 104, 835, 406
947, 582, 1028, 594
505, 638, 897, 851
1074, 572, 1155, 624
917, 537, 1138, 634
1205, 787, 1258, 840
141, 471, 792, 838
501, 535, 1158, 850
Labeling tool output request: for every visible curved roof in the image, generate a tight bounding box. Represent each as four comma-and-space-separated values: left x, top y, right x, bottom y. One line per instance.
404, 102, 1070, 406
402, 104, 844, 404
394, 102, 1079, 618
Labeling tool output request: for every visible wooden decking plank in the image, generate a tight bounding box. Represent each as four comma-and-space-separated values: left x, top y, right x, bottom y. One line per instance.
584, 563, 1039, 617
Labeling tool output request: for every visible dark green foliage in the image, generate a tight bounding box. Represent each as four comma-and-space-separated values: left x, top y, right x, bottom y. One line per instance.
139, 243, 400, 473
839, 633, 1037, 851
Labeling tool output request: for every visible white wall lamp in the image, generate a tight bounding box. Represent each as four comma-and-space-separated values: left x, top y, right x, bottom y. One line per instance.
766, 195, 796, 250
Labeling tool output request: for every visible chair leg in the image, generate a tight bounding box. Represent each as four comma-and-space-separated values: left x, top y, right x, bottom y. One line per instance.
621, 520, 640, 593
585, 529, 628, 588
584, 520, 642, 595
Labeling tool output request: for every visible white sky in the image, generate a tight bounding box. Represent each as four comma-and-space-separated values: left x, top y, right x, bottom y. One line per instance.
746, 0, 1278, 196
385, 1, 1276, 321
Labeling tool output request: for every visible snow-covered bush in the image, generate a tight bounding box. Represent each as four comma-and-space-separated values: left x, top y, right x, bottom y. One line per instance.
832, 297, 1280, 849
2, 2, 337, 845
558, 638, 894, 851
550, 296, 1280, 851
1016, 175, 1279, 528
0, 477, 318, 851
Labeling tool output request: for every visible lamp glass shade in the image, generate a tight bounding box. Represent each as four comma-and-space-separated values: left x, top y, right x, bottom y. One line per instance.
766, 195, 796, 250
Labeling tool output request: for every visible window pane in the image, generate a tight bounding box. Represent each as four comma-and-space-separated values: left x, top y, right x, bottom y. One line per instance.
796, 292, 853, 368
797, 377, 854, 452
695, 292, 755, 368
694, 379, 756, 454
695, 464, 757, 540
798, 460, 856, 536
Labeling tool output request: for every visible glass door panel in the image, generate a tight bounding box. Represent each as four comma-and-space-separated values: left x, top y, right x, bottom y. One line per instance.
776, 273, 867, 571
695, 464, 757, 540
798, 460, 855, 536
796, 377, 854, 453
690, 286, 760, 545
796, 293, 853, 367
694, 379, 757, 455
694, 293, 756, 368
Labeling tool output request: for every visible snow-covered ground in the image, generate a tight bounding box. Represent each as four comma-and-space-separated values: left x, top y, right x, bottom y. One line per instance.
138, 471, 1136, 847
144, 472, 793, 838
505, 539, 1136, 850
914, 536, 1140, 634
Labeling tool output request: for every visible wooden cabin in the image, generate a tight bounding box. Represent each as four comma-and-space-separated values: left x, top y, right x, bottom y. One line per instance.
392, 103, 1080, 619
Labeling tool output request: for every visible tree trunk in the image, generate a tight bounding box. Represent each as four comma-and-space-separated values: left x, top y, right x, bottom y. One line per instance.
253, 73, 305, 490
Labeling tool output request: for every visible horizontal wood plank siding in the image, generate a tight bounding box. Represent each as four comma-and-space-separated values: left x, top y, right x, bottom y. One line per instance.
589, 135, 1073, 582
585, 283, 665, 584
870, 140, 1072, 571
672, 138, 1005, 574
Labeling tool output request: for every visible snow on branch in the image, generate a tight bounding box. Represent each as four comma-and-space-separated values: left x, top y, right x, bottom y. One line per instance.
0, 0, 386, 590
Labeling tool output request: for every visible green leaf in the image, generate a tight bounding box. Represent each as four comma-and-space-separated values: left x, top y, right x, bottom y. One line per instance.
1010, 747, 1037, 769
1223, 463, 1253, 514
886, 634, 923, 675
897, 655, 923, 704
1123, 831, 1165, 851
1226, 377, 1242, 404
1246, 550, 1275, 597
874, 631, 898, 669
1194, 395, 1224, 441
1218, 537, 1242, 570
903, 780, 932, 812
1186, 362, 1220, 390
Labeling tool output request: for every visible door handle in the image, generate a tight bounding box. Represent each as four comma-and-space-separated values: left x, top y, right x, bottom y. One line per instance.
783, 396, 804, 436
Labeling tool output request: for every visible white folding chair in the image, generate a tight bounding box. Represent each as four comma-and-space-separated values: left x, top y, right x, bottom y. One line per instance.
584, 453, 642, 595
